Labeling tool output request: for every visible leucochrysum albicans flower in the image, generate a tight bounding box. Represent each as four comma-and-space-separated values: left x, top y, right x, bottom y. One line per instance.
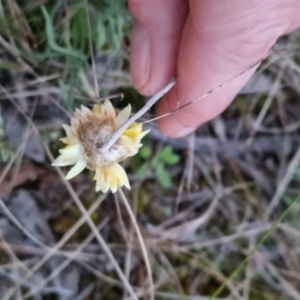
52, 100, 149, 193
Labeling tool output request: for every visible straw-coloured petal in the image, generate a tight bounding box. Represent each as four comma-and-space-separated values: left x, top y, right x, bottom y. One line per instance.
95, 167, 111, 193
59, 144, 81, 156
109, 175, 118, 193
52, 154, 80, 166
62, 124, 74, 137
120, 135, 140, 156
81, 105, 91, 114
110, 163, 130, 190
116, 104, 131, 128
65, 159, 86, 180
96, 180, 110, 193
103, 99, 116, 119
138, 129, 150, 139
93, 163, 130, 193
60, 137, 75, 144
123, 123, 143, 141
93, 104, 102, 118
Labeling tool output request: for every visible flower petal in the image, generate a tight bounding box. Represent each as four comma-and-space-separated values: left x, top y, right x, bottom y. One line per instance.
60, 137, 72, 144
62, 124, 73, 137
97, 180, 110, 193
119, 135, 140, 156
103, 99, 116, 119
138, 129, 150, 139
122, 123, 145, 141
60, 135, 79, 145
52, 154, 80, 166
74, 108, 81, 117
59, 144, 81, 156
128, 122, 142, 131
95, 167, 111, 193
62, 124, 78, 144
109, 163, 130, 190
116, 104, 131, 128
94, 164, 130, 193
93, 104, 102, 118
65, 159, 86, 180
81, 105, 91, 114
53, 144, 82, 166
109, 173, 118, 193
71, 117, 79, 128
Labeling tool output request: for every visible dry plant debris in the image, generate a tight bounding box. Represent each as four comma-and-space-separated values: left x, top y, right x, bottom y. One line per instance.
0, 1, 299, 300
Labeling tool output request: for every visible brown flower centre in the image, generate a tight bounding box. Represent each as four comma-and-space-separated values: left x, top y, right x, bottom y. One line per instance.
76, 115, 117, 168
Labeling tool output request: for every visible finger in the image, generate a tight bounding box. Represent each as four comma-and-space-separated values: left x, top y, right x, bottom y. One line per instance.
157, 0, 297, 137
285, 0, 300, 33
128, 0, 188, 96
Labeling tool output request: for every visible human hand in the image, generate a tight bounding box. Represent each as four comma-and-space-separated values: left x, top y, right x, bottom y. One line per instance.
128, 0, 300, 137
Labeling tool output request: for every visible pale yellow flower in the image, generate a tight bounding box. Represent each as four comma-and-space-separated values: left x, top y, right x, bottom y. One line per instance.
52, 100, 149, 193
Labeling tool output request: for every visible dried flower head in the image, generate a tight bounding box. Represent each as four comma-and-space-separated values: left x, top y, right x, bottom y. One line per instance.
52, 100, 149, 193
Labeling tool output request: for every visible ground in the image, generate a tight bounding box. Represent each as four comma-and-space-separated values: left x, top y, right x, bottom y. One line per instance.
0, 1, 300, 300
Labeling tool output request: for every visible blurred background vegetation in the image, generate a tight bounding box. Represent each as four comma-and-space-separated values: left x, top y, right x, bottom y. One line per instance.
0, 0, 300, 299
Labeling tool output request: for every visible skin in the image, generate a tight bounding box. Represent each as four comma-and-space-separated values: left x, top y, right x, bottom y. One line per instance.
128, 0, 300, 137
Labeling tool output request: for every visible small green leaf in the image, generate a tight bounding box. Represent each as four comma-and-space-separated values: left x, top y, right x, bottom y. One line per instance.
140, 146, 152, 159
158, 146, 180, 165
156, 162, 172, 188
137, 162, 150, 179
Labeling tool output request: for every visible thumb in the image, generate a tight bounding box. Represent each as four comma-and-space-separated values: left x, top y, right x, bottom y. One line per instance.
128, 0, 188, 96
157, 0, 298, 137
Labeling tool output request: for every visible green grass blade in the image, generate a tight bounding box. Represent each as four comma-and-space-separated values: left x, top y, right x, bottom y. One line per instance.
41, 5, 86, 60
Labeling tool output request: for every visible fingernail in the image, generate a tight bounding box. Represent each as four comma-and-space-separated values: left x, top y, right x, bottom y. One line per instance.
130, 21, 151, 90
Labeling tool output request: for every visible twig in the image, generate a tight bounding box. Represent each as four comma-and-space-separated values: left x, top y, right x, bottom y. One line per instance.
101, 52, 269, 152
246, 67, 284, 145
188, 224, 271, 250
118, 188, 154, 300
142, 56, 268, 125
101, 79, 175, 152
23, 218, 109, 299
264, 144, 300, 220
45, 146, 139, 300
0, 195, 107, 300
123, 190, 138, 299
